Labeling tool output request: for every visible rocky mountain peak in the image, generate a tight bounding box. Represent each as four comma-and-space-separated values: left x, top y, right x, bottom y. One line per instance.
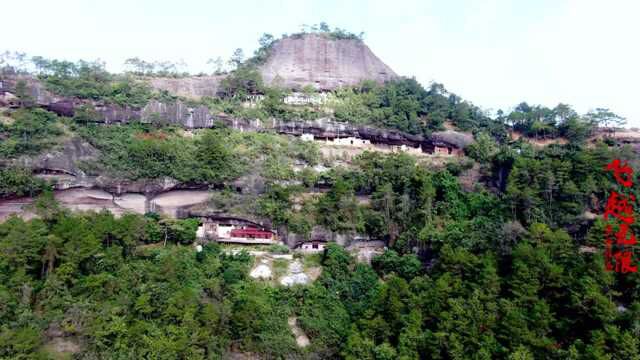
259, 33, 398, 90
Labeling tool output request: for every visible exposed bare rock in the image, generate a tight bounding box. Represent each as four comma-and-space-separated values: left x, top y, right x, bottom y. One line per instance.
217, 114, 264, 132
231, 173, 266, 194
347, 240, 386, 264
15, 137, 99, 176
2, 76, 474, 152
44, 338, 82, 356
54, 188, 123, 214
579, 246, 597, 254
275, 117, 423, 146
114, 193, 147, 214
94, 176, 184, 195
141, 100, 214, 128
285, 224, 371, 248
149, 190, 211, 217
0, 75, 216, 128
1, 75, 61, 105
431, 130, 475, 149
280, 260, 310, 286
458, 163, 482, 192
581, 211, 598, 220
259, 34, 397, 90
0, 197, 36, 221
274, 118, 474, 150
288, 317, 310, 347
250, 261, 273, 280
94, 103, 139, 124
147, 75, 224, 99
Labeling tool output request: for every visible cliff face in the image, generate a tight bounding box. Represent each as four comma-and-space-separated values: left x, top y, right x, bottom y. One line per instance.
274, 118, 423, 146
274, 118, 473, 150
0, 76, 214, 129
259, 34, 398, 90
1, 76, 472, 164
147, 75, 224, 99
144, 34, 399, 95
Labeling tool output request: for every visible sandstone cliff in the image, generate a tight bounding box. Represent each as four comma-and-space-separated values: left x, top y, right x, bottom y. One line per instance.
259, 34, 398, 90
147, 75, 224, 99
1, 76, 473, 162
144, 34, 399, 96
0, 76, 214, 128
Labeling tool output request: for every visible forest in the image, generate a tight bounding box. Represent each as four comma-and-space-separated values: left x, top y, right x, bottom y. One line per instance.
0, 34, 639, 359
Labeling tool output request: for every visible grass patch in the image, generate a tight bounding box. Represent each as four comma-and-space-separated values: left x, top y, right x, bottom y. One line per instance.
272, 258, 289, 279
302, 253, 323, 269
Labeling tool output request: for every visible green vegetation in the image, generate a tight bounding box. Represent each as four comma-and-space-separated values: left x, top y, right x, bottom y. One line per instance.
503, 102, 602, 142
0, 205, 300, 358
123, 57, 190, 77
77, 124, 212, 182
289, 22, 365, 41
217, 64, 263, 99
0, 167, 50, 199
268, 244, 290, 254
246, 33, 277, 66
2, 198, 639, 358
0, 32, 638, 359
0, 108, 63, 158
76, 123, 319, 185
31, 58, 153, 107
331, 79, 505, 137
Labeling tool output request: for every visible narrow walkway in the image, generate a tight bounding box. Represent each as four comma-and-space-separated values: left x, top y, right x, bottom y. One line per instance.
288, 316, 310, 348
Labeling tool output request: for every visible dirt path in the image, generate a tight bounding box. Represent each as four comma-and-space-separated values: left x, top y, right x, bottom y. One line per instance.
288, 316, 310, 348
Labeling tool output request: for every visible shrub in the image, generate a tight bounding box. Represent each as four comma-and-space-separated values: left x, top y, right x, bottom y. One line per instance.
0, 108, 61, 157
0, 167, 50, 198
268, 244, 290, 254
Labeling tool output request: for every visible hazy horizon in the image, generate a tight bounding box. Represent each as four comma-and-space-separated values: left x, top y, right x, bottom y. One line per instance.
3, 0, 639, 126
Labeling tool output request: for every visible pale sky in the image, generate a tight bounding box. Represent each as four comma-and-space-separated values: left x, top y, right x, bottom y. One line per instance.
4, 0, 639, 126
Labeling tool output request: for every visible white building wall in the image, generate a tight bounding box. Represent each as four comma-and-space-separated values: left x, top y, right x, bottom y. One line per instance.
196, 225, 206, 239
400, 145, 425, 156
300, 242, 326, 252
284, 92, 328, 106
331, 137, 371, 147
217, 224, 234, 238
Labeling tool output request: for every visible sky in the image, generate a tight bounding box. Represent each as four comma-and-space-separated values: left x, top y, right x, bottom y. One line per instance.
3, 0, 639, 126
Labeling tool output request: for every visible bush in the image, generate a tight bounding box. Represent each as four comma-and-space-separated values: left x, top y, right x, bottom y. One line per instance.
218, 65, 263, 99
0, 108, 61, 157
268, 244, 290, 254
371, 250, 421, 280
0, 167, 50, 198
35, 58, 152, 107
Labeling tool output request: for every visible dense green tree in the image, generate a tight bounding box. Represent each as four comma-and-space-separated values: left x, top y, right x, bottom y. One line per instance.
218, 64, 263, 98
0, 167, 50, 198
0, 108, 61, 157
195, 129, 238, 183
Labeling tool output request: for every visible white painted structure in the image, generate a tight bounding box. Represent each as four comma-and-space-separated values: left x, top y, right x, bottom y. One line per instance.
301, 133, 315, 141
284, 92, 328, 106
217, 237, 277, 245
216, 224, 234, 238
325, 136, 371, 147
313, 134, 430, 156
298, 241, 327, 253
196, 225, 206, 239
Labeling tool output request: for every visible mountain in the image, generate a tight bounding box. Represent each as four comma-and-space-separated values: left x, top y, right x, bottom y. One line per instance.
258, 33, 398, 90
